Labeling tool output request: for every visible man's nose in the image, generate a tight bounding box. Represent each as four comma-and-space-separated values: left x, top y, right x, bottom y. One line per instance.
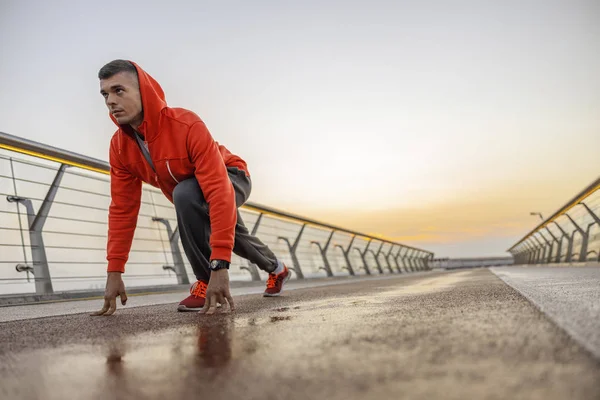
106, 94, 118, 106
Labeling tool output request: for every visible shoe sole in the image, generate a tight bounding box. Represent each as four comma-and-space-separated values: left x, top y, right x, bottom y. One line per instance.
177, 303, 222, 312
177, 305, 203, 312
263, 270, 292, 297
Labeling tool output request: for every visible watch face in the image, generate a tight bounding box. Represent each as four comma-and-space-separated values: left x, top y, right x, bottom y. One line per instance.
210, 260, 229, 270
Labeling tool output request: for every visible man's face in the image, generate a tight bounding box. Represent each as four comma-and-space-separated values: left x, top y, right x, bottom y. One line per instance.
100, 71, 142, 126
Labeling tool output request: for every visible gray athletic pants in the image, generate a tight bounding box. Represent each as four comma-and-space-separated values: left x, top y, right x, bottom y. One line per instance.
173, 167, 278, 282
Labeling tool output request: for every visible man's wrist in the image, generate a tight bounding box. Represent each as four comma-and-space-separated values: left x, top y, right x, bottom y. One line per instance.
209, 259, 230, 271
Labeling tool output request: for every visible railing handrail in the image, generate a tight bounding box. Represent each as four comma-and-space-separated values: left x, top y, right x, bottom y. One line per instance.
0, 131, 433, 255
507, 176, 600, 252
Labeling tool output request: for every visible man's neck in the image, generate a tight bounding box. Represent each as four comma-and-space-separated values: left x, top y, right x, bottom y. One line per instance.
129, 114, 144, 134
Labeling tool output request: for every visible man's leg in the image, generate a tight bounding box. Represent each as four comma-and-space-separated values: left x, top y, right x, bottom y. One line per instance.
233, 210, 279, 273
228, 168, 291, 296
173, 178, 212, 311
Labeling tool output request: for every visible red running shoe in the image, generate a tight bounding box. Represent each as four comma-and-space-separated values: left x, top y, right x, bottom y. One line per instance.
178, 280, 208, 311
263, 265, 291, 297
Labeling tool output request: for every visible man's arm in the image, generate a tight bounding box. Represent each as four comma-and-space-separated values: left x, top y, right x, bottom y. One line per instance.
186, 121, 237, 263
106, 138, 142, 273
93, 137, 142, 316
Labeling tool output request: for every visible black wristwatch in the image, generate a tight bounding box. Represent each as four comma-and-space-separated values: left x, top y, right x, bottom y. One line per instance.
209, 259, 230, 271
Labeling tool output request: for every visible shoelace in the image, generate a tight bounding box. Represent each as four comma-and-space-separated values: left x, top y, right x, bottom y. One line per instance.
266, 273, 282, 289
190, 281, 207, 298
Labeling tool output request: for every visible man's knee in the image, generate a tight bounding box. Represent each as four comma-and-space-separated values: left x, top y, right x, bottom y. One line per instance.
173, 178, 207, 213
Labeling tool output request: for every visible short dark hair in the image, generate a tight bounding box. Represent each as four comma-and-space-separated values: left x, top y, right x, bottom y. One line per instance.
98, 59, 138, 80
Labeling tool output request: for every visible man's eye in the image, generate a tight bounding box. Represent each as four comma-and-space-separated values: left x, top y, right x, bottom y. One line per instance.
116, 88, 124, 94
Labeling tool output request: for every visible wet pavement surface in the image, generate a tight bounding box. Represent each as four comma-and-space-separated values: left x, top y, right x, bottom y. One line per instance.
1, 269, 599, 400
0, 273, 433, 323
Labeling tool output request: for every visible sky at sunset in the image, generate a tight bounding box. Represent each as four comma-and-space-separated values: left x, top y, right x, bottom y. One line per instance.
1, 0, 599, 257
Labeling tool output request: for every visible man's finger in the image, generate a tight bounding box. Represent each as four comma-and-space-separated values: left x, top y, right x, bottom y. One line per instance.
205, 295, 218, 315
199, 293, 213, 314
225, 292, 235, 312
216, 293, 226, 311
104, 297, 117, 316
90, 299, 110, 316
120, 291, 128, 306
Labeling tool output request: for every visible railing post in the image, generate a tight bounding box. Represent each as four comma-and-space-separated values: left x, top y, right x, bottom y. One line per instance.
395, 247, 408, 272
530, 245, 538, 264
152, 218, 189, 285
353, 239, 373, 275
278, 223, 306, 279
410, 249, 419, 271
536, 244, 544, 264
579, 202, 600, 225
406, 249, 416, 271
397, 247, 408, 272
311, 230, 335, 277
417, 252, 426, 270
538, 231, 553, 264
532, 235, 546, 264
522, 242, 531, 264
368, 242, 385, 274
334, 235, 356, 275
522, 242, 529, 264
552, 222, 572, 263
544, 227, 561, 264
423, 252, 431, 270
578, 202, 600, 261
418, 252, 425, 270
584, 222, 596, 261
410, 250, 419, 270
6, 163, 67, 294
416, 251, 425, 270
565, 214, 589, 262
523, 241, 534, 264
384, 245, 397, 273
391, 246, 403, 273
378, 243, 395, 273
530, 241, 540, 264
427, 252, 435, 270
420, 252, 428, 270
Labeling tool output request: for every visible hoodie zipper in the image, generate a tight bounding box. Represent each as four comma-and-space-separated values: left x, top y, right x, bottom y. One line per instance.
166, 160, 179, 184
140, 136, 159, 184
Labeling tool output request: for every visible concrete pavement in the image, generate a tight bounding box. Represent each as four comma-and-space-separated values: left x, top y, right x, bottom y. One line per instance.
491, 265, 600, 359
0, 269, 599, 400
0, 272, 433, 323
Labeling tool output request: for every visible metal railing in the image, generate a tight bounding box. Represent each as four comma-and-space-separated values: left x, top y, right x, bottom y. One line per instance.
507, 176, 600, 265
430, 257, 514, 270
0, 131, 434, 296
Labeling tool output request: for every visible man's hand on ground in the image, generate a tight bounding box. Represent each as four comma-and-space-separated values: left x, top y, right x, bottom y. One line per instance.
200, 269, 235, 315
91, 272, 128, 316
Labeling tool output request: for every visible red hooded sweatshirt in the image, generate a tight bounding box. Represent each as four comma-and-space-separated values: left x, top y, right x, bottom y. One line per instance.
106, 61, 248, 273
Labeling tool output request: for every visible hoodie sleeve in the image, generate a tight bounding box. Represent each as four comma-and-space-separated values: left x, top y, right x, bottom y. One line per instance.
106, 137, 143, 273
187, 121, 237, 262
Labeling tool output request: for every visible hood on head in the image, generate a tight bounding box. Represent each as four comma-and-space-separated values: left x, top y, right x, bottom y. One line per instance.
109, 61, 167, 141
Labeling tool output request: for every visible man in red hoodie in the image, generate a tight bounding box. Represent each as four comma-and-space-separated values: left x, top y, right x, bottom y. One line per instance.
91, 60, 290, 316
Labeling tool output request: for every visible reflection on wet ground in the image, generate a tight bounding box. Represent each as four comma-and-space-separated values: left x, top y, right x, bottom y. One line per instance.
1, 270, 599, 400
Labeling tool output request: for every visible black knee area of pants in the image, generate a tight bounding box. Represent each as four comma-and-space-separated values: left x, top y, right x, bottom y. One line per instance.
173, 178, 208, 216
